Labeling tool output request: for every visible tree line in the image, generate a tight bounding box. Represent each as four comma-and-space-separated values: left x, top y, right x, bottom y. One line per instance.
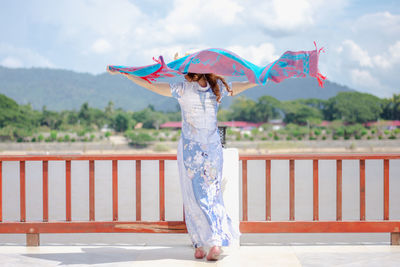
0, 91, 399, 141
222, 91, 399, 125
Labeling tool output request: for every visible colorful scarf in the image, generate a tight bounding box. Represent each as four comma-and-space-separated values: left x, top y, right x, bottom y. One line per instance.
108, 42, 326, 87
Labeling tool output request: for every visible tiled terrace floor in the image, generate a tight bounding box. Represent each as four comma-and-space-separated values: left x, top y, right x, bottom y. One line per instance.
1, 245, 400, 266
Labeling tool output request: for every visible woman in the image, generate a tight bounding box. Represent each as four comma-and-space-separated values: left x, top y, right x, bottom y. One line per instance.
109, 69, 256, 260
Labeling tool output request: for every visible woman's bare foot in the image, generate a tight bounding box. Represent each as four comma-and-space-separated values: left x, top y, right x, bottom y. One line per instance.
194, 247, 206, 259
206, 246, 221, 261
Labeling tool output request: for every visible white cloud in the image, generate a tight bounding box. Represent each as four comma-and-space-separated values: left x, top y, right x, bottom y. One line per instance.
388, 41, 400, 62
1, 56, 23, 68
227, 43, 277, 65
340, 40, 373, 67
91, 39, 112, 54
353, 12, 400, 37
247, 0, 313, 34
350, 69, 380, 88
242, 0, 349, 36
369, 41, 400, 69
349, 68, 394, 97
0, 43, 55, 68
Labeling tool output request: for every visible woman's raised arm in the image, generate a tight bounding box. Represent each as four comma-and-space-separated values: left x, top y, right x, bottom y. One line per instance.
230, 81, 258, 96
108, 67, 172, 97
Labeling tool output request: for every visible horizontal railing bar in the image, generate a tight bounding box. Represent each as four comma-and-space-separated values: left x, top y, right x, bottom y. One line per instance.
240, 221, 400, 233
0, 161, 2, 222
0, 153, 399, 161
1, 221, 399, 234
0, 221, 188, 233
239, 154, 400, 160
0, 155, 178, 161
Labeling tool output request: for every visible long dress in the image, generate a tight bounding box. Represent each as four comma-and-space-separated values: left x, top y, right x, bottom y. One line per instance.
170, 80, 240, 248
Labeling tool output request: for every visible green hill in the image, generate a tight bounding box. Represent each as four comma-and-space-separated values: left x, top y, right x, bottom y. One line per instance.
0, 66, 354, 111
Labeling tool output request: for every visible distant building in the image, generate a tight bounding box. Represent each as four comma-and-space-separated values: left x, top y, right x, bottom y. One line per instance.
318, 120, 332, 127
160, 121, 182, 129
364, 120, 400, 130
160, 121, 266, 130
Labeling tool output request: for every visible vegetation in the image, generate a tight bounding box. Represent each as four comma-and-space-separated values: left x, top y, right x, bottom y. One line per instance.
0, 91, 399, 144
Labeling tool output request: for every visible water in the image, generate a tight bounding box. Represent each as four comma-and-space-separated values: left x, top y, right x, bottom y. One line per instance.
1, 157, 400, 245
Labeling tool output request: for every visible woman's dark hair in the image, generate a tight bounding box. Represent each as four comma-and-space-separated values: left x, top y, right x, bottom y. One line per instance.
184, 73, 232, 103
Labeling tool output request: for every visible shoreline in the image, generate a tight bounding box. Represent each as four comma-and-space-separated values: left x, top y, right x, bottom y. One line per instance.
1, 139, 399, 155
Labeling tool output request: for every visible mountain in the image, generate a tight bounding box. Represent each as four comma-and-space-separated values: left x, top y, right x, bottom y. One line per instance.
0, 66, 355, 111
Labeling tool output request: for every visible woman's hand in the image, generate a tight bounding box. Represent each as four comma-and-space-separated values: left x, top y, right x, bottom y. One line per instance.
231, 81, 258, 96
111, 71, 172, 97
106, 66, 118, 75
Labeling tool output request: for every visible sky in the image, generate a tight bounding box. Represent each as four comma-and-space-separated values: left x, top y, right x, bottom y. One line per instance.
1, 0, 399, 98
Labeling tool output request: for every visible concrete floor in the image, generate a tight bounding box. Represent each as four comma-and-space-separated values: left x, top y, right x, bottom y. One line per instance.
1, 245, 400, 267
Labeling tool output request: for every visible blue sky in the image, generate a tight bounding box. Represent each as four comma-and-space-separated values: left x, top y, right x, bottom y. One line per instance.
1, 0, 399, 97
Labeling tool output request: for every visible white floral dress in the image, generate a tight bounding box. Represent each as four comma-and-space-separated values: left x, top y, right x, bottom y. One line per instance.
170, 80, 239, 248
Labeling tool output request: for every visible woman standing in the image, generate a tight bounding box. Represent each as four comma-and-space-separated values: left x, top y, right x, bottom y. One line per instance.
108, 69, 256, 260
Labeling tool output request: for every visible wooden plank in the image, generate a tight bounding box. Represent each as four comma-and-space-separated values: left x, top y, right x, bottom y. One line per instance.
336, 160, 342, 221
0, 161, 2, 222
1, 153, 400, 162
42, 161, 48, 222
26, 233, 40, 246
89, 160, 95, 221
265, 160, 271, 221
1, 220, 399, 234
0, 154, 178, 161
239, 154, 400, 160
289, 159, 295, 221
65, 160, 71, 221
159, 160, 165, 221
20, 161, 26, 222
313, 159, 319, 221
242, 160, 248, 221
112, 160, 118, 221
0, 221, 188, 234
240, 221, 400, 233
136, 160, 141, 221
360, 159, 366, 221
384, 159, 389, 220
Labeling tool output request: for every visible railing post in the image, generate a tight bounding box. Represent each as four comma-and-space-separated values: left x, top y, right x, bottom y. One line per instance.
65, 160, 71, 221
0, 161, 2, 222
26, 233, 40, 246
20, 161, 26, 222
391, 233, 400, 245
242, 160, 248, 221
383, 159, 389, 220
360, 159, 366, 221
159, 160, 165, 221
265, 160, 271, 221
89, 160, 95, 221
336, 159, 342, 221
313, 159, 319, 221
43, 161, 48, 222
112, 160, 118, 221
136, 160, 141, 221
289, 159, 295, 221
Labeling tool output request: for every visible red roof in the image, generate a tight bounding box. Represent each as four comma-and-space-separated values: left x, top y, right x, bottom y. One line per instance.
160, 121, 182, 128
319, 120, 332, 126
364, 120, 400, 127
219, 121, 264, 128
160, 121, 265, 129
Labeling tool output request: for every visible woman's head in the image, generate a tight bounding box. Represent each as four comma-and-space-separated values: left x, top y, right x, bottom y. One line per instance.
184, 73, 232, 103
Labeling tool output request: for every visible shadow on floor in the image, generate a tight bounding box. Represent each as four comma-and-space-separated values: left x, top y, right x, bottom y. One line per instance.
22, 246, 226, 265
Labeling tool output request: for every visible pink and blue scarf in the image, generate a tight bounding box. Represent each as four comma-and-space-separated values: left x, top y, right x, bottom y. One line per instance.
108, 42, 326, 87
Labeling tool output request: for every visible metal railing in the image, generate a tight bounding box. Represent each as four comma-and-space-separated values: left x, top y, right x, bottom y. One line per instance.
0, 153, 399, 246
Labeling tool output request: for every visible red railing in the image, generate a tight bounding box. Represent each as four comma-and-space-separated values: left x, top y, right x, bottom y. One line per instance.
0, 153, 399, 246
